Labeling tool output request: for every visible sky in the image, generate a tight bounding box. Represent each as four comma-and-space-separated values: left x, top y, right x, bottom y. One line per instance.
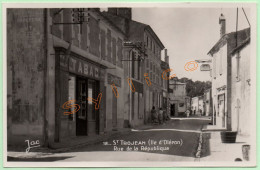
132, 7, 251, 82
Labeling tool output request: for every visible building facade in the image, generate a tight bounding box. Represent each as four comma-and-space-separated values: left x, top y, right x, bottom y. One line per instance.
191, 97, 199, 116
7, 8, 127, 147
103, 8, 167, 126
230, 37, 250, 135
208, 13, 250, 130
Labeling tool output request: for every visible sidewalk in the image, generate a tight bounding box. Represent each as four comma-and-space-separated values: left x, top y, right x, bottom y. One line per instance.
8, 123, 156, 158
200, 131, 251, 162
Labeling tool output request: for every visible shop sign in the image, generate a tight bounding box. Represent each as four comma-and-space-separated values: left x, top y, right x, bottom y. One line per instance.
60, 55, 100, 80
200, 64, 211, 71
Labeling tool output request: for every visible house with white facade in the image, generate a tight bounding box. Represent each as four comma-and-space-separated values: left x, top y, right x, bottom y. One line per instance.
207, 13, 250, 130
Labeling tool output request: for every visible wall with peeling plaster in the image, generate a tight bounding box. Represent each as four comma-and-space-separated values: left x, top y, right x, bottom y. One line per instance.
7, 9, 45, 147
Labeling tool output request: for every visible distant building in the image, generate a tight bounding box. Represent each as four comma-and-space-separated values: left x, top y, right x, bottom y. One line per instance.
208, 13, 250, 130
191, 97, 199, 116
198, 96, 204, 116
169, 80, 189, 117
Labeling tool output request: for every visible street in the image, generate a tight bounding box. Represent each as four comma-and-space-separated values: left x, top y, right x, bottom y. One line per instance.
8, 118, 212, 162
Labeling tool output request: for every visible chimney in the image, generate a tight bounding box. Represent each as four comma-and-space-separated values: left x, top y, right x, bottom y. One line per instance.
107, 8, 132, 20
219, 13, 226, 37
164, 49, 169, 64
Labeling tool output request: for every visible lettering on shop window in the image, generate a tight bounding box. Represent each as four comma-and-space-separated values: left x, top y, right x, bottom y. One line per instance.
62, 100, 80, 115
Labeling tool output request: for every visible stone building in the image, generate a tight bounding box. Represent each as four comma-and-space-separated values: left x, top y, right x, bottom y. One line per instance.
103, 8, 168, 126
208, 13, 250, 130
7, 8, 127, 147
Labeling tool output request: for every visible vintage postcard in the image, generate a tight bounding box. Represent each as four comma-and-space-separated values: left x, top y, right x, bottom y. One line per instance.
2, 1, 257, 167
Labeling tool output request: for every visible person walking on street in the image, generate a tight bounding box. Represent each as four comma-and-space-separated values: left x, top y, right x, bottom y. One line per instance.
151, 106, 158, 124
186, 109, 190, 117
158, 108, 164, 124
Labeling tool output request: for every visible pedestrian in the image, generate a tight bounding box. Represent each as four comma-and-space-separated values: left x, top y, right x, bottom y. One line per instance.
151, 106, 158, 124
185, 109, 190, 117
158, 108, 163, 124
163, 108, 167, 122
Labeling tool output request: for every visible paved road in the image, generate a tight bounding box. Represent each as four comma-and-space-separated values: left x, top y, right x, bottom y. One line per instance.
8, 118, 211, 162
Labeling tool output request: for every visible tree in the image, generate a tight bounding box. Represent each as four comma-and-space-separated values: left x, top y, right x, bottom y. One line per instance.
176, 77, 212, 98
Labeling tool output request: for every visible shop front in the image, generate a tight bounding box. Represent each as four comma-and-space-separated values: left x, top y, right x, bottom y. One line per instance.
55, 48, 106, 142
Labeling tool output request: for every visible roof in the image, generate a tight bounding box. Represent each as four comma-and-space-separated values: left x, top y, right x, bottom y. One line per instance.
93, 9, 127, 37
102, 11, 165, 49
129, 20, 165, 49
230, 37, 250, 55
208, 27, 250, 56
169, 79, 186, 85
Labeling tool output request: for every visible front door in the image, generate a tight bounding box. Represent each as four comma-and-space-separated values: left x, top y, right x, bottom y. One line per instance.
171, 104, 175, 117
218, 94, 225, 128
87, 79, 99, 135
76, 78, 87, 136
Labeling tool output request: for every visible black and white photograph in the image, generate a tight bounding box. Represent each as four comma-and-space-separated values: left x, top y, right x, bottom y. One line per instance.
3, 2, 257, 167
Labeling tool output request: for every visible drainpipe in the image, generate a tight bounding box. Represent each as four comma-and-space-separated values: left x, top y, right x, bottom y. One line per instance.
129, 49, 132, 127
43, 8, 48, 147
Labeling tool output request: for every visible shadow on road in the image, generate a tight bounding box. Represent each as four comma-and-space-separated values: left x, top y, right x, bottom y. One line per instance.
7, 156, 74, 162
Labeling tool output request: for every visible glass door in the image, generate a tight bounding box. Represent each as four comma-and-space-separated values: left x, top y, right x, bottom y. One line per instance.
76, 78, 87, 136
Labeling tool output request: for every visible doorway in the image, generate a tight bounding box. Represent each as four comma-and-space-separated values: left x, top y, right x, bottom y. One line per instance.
170, 104, 175, 117
218, 94, 226, 128
76, 77, 100, 136
112, 90, 117, 129
76, 78, 88, 136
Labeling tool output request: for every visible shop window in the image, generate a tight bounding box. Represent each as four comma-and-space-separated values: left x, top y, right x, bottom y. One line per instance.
88, 79, 96, 120
68, 75, 76, 121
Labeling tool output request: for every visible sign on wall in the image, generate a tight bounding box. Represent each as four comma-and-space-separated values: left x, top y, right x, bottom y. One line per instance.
200, 64, 211, 71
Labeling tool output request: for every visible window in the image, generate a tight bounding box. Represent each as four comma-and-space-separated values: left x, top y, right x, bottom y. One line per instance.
236, 52, 241, 81
213, 54, 216, 79
219, 48, 223, 75
179, 103, 184, 107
